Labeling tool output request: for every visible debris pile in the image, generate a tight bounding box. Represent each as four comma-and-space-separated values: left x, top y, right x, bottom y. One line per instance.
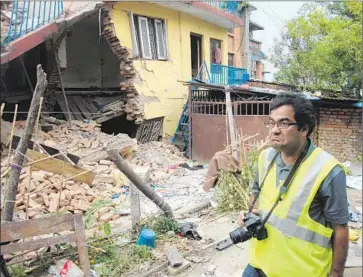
1, 119, 189, 226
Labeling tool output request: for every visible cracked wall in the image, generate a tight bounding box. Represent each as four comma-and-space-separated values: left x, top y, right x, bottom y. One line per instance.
111, 2, 228, 136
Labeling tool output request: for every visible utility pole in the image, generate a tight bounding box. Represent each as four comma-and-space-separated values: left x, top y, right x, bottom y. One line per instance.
241, 1, 250, 74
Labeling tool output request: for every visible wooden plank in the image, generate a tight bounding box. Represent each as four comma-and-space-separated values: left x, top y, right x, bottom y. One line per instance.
56, 95, 76, 120
1, 213, 75, 242
73, 215, 91, 276
130, 183, 140, 236
67, 98, 84, 121
1, 233, 75, 255
73, 96, 93, 119
82, 97, 98, 114
26, 150, 95, 185
11, 135, 80, 165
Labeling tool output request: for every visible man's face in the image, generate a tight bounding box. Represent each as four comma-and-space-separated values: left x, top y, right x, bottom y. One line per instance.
268, 105, 307, 152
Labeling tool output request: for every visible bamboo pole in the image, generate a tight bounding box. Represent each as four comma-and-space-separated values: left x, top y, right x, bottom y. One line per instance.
6, 104, 18, 166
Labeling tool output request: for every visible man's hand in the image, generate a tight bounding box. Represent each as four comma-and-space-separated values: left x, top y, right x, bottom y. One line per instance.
330, 223, 349, 277
237, 209, 260, 226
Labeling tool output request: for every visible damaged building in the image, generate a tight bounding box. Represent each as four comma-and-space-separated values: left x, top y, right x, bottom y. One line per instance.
1, 1, 250, 143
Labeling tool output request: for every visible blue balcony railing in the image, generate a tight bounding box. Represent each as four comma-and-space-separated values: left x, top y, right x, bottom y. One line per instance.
3, 1, 64, 45
210, 64, 249, 86
204, 1, 241, 18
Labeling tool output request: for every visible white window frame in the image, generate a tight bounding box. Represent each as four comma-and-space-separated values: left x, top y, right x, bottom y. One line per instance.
137, 16, 152, 59
163, 19, 169, 59
154, 19, 167, 60
128, 11, 139, 58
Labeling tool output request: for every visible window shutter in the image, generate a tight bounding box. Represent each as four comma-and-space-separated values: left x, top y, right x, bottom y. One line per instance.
138, 16, 152, 59
128, 11, 139, 58
154, 19, 166, 59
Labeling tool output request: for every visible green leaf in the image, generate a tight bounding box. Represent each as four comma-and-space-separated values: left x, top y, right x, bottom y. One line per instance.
104, 223, 112, 236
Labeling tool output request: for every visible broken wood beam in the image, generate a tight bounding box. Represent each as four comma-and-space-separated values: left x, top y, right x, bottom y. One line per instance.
52, 39, 72, 124
107, 148, 174, 219
26, 150, 95, 185
3, 64, 48, 222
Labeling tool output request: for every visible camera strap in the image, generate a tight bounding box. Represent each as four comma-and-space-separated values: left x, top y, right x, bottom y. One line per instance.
248, 140, 310, 226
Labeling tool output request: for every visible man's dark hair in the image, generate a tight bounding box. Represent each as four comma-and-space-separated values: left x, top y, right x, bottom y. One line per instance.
270, 92, 316, 137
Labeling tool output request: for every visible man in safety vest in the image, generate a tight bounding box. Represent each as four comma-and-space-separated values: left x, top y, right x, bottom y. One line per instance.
238, 93, 349, 277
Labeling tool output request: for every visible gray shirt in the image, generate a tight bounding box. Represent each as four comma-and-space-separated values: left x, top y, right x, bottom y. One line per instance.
252, 139, 350, 226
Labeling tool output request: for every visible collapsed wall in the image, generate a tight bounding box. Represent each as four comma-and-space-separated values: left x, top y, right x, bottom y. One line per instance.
102, 4, 144, 124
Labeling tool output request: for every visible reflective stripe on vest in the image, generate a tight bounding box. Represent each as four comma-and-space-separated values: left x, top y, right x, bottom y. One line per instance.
259, 148, 334, 249
259, 148, 277, 186
260, 212, 331, 248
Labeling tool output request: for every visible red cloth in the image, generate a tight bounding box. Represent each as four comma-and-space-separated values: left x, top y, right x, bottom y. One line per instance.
214, 47, 221, 64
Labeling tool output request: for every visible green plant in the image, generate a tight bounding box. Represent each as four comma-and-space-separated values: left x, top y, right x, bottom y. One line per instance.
140, 215, 179, 235
92, 242, 153, 277
215, 145, 262, 213
8, 265, 26, 277
84, 199, 113, 229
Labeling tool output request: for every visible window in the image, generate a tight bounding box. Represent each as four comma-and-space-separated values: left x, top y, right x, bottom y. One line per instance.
210, 38, 222, 64
228, 53, 234, 66
130, 13, 168, 60
250, 61, 257, 78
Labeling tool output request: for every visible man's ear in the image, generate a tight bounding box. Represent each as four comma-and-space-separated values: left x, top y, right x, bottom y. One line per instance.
300, 125, 309, 136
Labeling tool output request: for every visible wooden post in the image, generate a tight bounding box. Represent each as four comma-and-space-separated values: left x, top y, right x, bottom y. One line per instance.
107, 149, 174, 218
52, 39, 72, 124
3, 65, 48, 222
130, 183, 140, 236
225, 86, 238, 161
187, 86, 192, 160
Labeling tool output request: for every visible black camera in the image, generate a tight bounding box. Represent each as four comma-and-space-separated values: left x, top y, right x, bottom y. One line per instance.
229, 213, 267, 244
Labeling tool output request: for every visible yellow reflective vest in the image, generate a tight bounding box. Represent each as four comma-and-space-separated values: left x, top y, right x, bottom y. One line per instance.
249, 146, 340, 277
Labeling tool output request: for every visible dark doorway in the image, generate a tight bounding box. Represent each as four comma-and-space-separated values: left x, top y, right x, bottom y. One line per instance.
100, 114, 138, 138
190, 33, 202, 78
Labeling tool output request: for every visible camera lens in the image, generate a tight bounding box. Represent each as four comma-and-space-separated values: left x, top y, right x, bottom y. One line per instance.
229, 226, 252, 244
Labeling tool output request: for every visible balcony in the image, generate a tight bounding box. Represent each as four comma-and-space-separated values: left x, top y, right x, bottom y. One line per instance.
1, 1, 64, 46
210, 63, 249, 86
157, 1, 243, 28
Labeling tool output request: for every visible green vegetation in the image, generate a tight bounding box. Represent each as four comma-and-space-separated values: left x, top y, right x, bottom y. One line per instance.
271, 1, 362, 98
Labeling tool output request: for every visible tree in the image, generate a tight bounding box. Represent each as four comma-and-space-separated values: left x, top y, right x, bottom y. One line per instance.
270, 1, 362, 98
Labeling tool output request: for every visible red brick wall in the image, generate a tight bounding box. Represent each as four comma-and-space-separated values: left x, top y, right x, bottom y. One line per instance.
314, 106, 362, 162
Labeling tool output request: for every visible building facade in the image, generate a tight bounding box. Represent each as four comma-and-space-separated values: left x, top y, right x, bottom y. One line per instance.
227, 3, 268, 80
110, 1, 243, 136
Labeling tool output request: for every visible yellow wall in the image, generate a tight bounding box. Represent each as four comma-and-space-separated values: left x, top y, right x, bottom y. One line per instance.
112, 2, 228, 136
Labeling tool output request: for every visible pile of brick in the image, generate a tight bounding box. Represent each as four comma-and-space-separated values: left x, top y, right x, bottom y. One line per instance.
1, 119, 186, 226
34, 119, 137, 163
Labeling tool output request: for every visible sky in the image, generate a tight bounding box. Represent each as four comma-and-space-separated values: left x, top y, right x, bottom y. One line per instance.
250, 1, 306, 82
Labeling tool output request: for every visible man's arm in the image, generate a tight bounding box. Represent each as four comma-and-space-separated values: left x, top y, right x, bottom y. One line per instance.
319, 165, 350, 277
330, 223, 349, 277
